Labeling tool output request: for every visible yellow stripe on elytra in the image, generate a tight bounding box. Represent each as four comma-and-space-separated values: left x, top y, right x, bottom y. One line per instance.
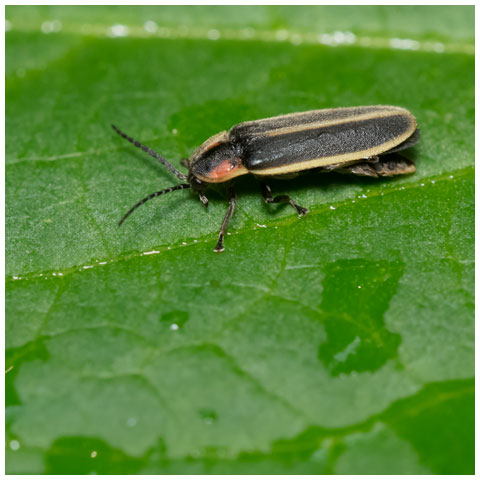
234, 105, 408, 132
262, 108, 415, 138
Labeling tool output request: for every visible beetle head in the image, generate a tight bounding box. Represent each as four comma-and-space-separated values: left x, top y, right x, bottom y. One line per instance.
188, 131, 247, 184
113, 125, 245, 226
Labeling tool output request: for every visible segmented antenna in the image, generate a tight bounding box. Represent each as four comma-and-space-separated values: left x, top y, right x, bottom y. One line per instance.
112, 124, 188, 181
118, 183, 191, 226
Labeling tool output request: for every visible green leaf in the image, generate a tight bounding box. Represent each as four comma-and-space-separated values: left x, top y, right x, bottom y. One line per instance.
6, 6, 474, 475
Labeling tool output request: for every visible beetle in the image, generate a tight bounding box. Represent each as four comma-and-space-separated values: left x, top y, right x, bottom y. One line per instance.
113, 105, 419, 252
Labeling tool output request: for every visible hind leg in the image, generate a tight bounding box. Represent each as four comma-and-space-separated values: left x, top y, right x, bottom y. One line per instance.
334, 153, 416, 178
261, 183, 309, 217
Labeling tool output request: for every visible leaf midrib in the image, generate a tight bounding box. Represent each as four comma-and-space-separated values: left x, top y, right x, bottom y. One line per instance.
6, 166, 473, 282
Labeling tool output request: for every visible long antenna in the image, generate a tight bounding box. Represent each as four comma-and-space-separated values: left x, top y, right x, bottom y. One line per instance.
119, 184, 191, 226
112, 124, 188, 181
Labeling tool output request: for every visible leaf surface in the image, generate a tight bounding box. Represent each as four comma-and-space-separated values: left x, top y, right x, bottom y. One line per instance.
6, 6, 474, 474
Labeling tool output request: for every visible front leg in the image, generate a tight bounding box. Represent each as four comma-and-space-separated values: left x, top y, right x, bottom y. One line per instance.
214, 186, 237, 253
261, 183, 309, 217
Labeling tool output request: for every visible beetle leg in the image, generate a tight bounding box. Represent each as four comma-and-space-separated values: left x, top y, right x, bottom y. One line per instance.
261, 183, 309, 217
214, 186, 237, 253
373, 154, 416, 176
335, 163, 379, 177
199, 192, 209, 207
335, 154, 415, 177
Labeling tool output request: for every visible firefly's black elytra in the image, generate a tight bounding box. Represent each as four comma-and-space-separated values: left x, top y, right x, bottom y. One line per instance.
113, 105, 419, 252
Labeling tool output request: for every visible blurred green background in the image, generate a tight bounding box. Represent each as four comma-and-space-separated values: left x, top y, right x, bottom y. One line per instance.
6, 6, 474, 474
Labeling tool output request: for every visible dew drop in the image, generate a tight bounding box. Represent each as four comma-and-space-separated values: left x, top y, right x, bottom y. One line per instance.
127, 417, 137, 427
41, 20, 62, 34
144, 20, 158, 33
207, 29, 220, 40
10, 440, 20, 451
390, 37, 420, 50
333, 31, 346, 43
318, 33, 335, 46
275, 29, 289, 41
108, 24, 129, 37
